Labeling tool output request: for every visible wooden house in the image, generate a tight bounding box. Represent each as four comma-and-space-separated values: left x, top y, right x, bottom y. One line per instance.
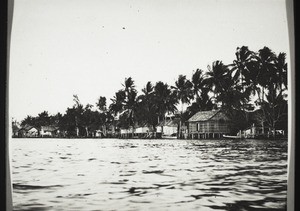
40, 126, 59, 137
18, 125, 39, 137
120, 127, 134, 138
12, 124, 20, 137
156, 118, 179, 137
187, 109, 230, 139
119, 124, 161, 139
101, 124, 117, 138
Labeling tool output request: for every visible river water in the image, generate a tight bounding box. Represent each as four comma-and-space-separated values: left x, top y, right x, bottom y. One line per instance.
10, 138, 287, 211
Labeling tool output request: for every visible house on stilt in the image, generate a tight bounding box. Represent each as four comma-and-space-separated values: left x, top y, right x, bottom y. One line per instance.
186, 109, 230, 139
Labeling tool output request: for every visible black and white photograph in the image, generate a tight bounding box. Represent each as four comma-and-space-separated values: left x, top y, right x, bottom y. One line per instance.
8, 0, 293, 210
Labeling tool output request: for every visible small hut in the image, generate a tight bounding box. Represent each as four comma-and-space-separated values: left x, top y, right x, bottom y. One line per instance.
18, 125, 39, 137
40, 126, 59, 137
187, 109, 230, 139
12, 124, 20, 137
156, 118, 179, 138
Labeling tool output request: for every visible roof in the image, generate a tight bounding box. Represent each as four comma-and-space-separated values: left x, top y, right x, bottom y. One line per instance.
134, 123, 153, 128
12, 124, 20, 132
41, 126, 58, 132
187, 109, 221, 122
19, 125, 37, 132
157, 118, 180, 127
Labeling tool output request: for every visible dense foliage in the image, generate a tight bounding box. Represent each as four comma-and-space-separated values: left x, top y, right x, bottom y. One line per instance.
17, 46, 287, 137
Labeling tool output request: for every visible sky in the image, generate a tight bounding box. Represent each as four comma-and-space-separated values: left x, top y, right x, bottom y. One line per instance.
9, 0, 290, 122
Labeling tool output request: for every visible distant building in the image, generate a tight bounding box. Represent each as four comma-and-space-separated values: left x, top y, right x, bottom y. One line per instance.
18, 125, 39, 137
120, 127, 134, 138
102, 124, 117, 137
187, 109, 230, 139
135, 125, 153, 134
239, 123, 284, 139
94, 130, 104, 137
12, 123, 20, 137
40, 126, 59, 137
156, 118, 179, 137
134, 124, 154, 138
119, 124, 160, 139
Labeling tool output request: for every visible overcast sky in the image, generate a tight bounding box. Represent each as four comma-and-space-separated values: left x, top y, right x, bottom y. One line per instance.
9, 0, 290, 121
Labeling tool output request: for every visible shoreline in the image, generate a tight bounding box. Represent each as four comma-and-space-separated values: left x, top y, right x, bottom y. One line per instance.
11, 136, 288, 141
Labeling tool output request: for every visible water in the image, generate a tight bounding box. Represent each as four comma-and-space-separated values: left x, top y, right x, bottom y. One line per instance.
11, 138, 287, 211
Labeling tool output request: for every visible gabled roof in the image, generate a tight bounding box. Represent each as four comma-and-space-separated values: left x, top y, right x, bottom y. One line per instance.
12, 124, 20, 132
134, 122, 153, 128
157, 118, 180, 127
41, 126, 58, 132
187, 109, 220, 122
19, 125, 37, 132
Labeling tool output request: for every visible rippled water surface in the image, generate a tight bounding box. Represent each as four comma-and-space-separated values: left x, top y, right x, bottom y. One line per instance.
11, 138, 287, 210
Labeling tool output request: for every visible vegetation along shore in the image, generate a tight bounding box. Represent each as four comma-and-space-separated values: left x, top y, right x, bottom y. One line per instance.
12, 46, 287, 140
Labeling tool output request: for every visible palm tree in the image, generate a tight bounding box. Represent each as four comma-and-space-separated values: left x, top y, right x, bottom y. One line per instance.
243, 59, 261, 100
259, 50, 288, 138
191, 69, 206, 99
72, 94, 84, 137
172, 75, 194, 112
154, 81, 178, 124
82, 104, 94, 137
172, 75, 194, 138
231, 46, 254, 86
21, 115, 36, 127
109, 90, 126, 115
36, 111, 51, 129
136, 82, 157, 127
191, 69, 212, 111
96, 96, 107, 113
206, 60, 230, 106
246, 47, 288, 138
274, 52, 288, 93
256, 47, 277, 102
109, 77, 138, 135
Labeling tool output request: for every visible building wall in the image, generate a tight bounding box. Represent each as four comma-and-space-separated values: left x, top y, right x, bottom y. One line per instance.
120, 128, 134, 134
27, 128, 39, 137
188, 120, 230, 134
156, 126, 162, 133
41, 131, 52, 137
135, 127, 151, 133
163, 126, 177, 136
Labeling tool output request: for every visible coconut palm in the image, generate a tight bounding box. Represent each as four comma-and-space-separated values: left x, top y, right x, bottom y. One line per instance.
154, 81, 178, 123
109, 77, 138, 131
243, 59, 261, 100
72, 95, 84, 137
136, 82, 157, 127
256, 47, 276, 102
96, 96, 107, 113
254, 47, 288, 138
172, 75, 194, 112
206, 60, 231, 106
191, 69, 207, 99
231, 46, 255, 85
21, 115, 36, 127
82, 104, 93, 137
274, 52, 288, 92
191, 69, 212, 111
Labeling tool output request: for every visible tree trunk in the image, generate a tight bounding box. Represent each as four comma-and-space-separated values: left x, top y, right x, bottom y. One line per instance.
75, 116, 79, 137
85, 127, 89, 137
76, 127, 79, 137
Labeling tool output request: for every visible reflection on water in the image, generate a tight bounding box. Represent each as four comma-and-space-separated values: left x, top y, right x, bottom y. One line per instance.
11, 138, 287, 210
